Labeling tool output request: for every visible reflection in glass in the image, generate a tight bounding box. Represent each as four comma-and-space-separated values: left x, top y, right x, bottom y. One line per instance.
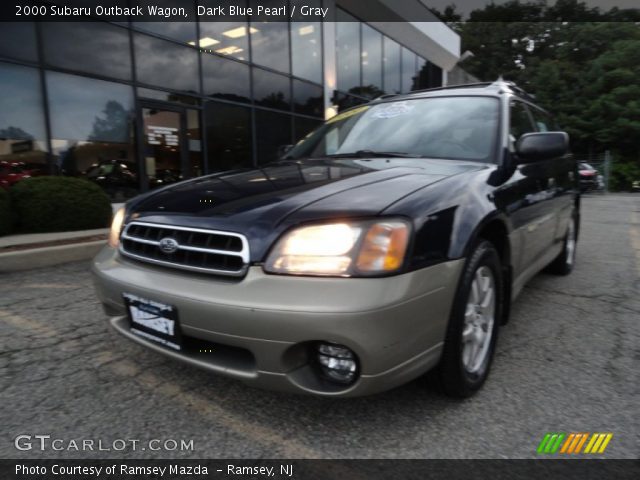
46, 72, 136, 199
294, 117, 323, 143
287, 97, 500, 162
134, 33, 199, 93
0, 22, 37, 62
132, 1, 196, 43
133, 22, 196, 44
142, 108, 183, 189
253, 68, 291, 111
383, 36, 401, 94
291, 0, 322, 83
137, 88, 200, 106
293, 80, 323, 118
0, 63, 48, 177
250, 21, 290, 74
401, 47, 417, 93
336, 11, 360, 94
42, 22, 132, 80
187, 109, 203, 177
204, 102, 253, 172
416, 60, 443, 89
361, 25, 382, 93
199, 21, 251, 61
255, 110, 292, 164
202, 54, 251, 103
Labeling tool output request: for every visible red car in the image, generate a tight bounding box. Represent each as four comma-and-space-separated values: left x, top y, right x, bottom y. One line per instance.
578, 162, 599, 192
0, 161, 36, 189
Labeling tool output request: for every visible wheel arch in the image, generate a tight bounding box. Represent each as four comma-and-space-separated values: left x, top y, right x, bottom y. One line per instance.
462, 215, 513, 325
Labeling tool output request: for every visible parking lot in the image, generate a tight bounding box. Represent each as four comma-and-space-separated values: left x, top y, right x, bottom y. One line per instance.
1, 194, 638, 459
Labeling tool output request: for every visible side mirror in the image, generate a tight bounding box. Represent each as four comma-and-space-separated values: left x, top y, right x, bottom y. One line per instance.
516, 132, 569, 163
277, 144, 294, 158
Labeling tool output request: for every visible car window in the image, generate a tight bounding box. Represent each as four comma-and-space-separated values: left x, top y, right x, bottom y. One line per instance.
285, 96, 501, 162
529, 107, 553, 132
509, 101, 535, 140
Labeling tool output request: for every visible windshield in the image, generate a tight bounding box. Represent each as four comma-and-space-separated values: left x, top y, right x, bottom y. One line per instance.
285, 96, 500, 162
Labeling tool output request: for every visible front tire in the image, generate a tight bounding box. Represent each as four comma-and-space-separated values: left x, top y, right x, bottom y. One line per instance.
436, 241, 503, 398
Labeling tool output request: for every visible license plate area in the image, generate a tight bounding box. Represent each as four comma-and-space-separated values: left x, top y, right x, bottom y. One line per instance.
123, 293, 182, 351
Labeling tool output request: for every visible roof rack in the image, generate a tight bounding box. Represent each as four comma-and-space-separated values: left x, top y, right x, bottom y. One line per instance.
375, 78, 535, 101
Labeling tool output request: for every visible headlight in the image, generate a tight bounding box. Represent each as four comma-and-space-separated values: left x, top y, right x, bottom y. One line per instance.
108, 207, 126, 248
264, 219, 410, 277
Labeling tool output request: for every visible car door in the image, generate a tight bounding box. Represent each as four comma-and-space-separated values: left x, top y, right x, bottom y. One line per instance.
528, 106, 574, 246
507, 100, 558, 279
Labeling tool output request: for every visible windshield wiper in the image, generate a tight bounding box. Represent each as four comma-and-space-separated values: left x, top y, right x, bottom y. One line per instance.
325, 150, 422, 159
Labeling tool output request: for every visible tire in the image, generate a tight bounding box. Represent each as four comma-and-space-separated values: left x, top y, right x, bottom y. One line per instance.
546, 213, 577, 276
436, 240, 503, 398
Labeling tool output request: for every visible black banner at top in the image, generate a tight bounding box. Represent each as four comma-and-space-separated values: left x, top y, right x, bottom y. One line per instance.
2, 0, 640, 22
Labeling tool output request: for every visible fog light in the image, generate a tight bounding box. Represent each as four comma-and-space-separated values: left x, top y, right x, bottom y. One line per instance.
317, 343, 358, 385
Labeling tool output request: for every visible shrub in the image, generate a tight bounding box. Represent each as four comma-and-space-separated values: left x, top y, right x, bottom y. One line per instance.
10, 176, 112, 233
609, 159, 640, 192
0, 188, 11, 236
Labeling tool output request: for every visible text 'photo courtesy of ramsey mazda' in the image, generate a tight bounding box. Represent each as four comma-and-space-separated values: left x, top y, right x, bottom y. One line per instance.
92, 80, 579, 398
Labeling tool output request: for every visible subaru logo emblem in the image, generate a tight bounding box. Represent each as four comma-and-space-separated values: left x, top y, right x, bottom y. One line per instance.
159, 237, 179, 254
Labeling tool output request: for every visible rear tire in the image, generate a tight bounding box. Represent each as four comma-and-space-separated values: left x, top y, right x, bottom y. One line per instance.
436, 240, 503, 398
546, 213, 577, 276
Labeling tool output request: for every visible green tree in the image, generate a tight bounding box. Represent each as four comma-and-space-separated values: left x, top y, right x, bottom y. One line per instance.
431, 1, 640, 188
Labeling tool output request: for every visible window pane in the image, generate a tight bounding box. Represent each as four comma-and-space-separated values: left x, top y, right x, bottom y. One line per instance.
253, 68, 291, 111
293, 80, 323, 118
334, 92, 367, 112
383, 36, 401, 94
401, 47, 417, 93
134, 33, 200, 93
336, 11, 360, 94
294, 117, 323, 142
187, 109, 203, 177
134, 22, 196, 45
204, 102, 253, 172
202, 54, 251, 103
250, 18, 290, 74
291, 0, 322, 83
361, 25, 382, 95
46, 72, 136, 198
416, 59, 442, 89
132, 1, 197, 44
42, 22, 132, 81
198, 21, 250, 61
0, 22, 37, 62
0, 63, 48, 175
137, 88, 200, 106
255, 110, 292, 164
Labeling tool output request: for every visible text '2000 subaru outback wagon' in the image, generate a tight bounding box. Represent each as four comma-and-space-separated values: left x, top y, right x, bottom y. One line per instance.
92, 80, 580, 398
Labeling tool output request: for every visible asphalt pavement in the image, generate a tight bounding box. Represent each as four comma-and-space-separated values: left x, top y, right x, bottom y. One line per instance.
1, 194, 638, 459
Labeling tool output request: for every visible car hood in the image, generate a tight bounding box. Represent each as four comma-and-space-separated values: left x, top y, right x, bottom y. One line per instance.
128, 158, 485, 260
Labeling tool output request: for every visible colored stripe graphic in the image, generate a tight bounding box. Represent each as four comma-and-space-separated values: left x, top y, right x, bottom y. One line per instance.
585, 433, 613, 454
537, 433, 565, 454
539, 433, 613, 454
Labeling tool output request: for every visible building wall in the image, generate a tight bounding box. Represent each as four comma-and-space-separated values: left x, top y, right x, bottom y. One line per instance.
0, 4, 458, 200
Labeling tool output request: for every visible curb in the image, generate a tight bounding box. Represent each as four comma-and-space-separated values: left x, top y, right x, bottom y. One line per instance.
0, 240, 106, 273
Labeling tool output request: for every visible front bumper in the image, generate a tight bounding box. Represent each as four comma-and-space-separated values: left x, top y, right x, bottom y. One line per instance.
92, 246, 463, 397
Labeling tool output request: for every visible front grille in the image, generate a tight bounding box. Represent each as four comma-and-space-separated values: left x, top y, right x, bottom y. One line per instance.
119, 222, 249, 276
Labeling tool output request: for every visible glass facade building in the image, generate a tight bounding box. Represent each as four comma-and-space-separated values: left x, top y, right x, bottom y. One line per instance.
0, 2, 457, 200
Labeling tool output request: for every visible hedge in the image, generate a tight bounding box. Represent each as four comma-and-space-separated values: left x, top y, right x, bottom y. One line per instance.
10, 177, 112, 233
0, 188, 11, 236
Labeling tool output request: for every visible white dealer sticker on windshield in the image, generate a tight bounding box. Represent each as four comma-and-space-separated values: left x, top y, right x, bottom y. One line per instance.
373, 102, 414, 119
